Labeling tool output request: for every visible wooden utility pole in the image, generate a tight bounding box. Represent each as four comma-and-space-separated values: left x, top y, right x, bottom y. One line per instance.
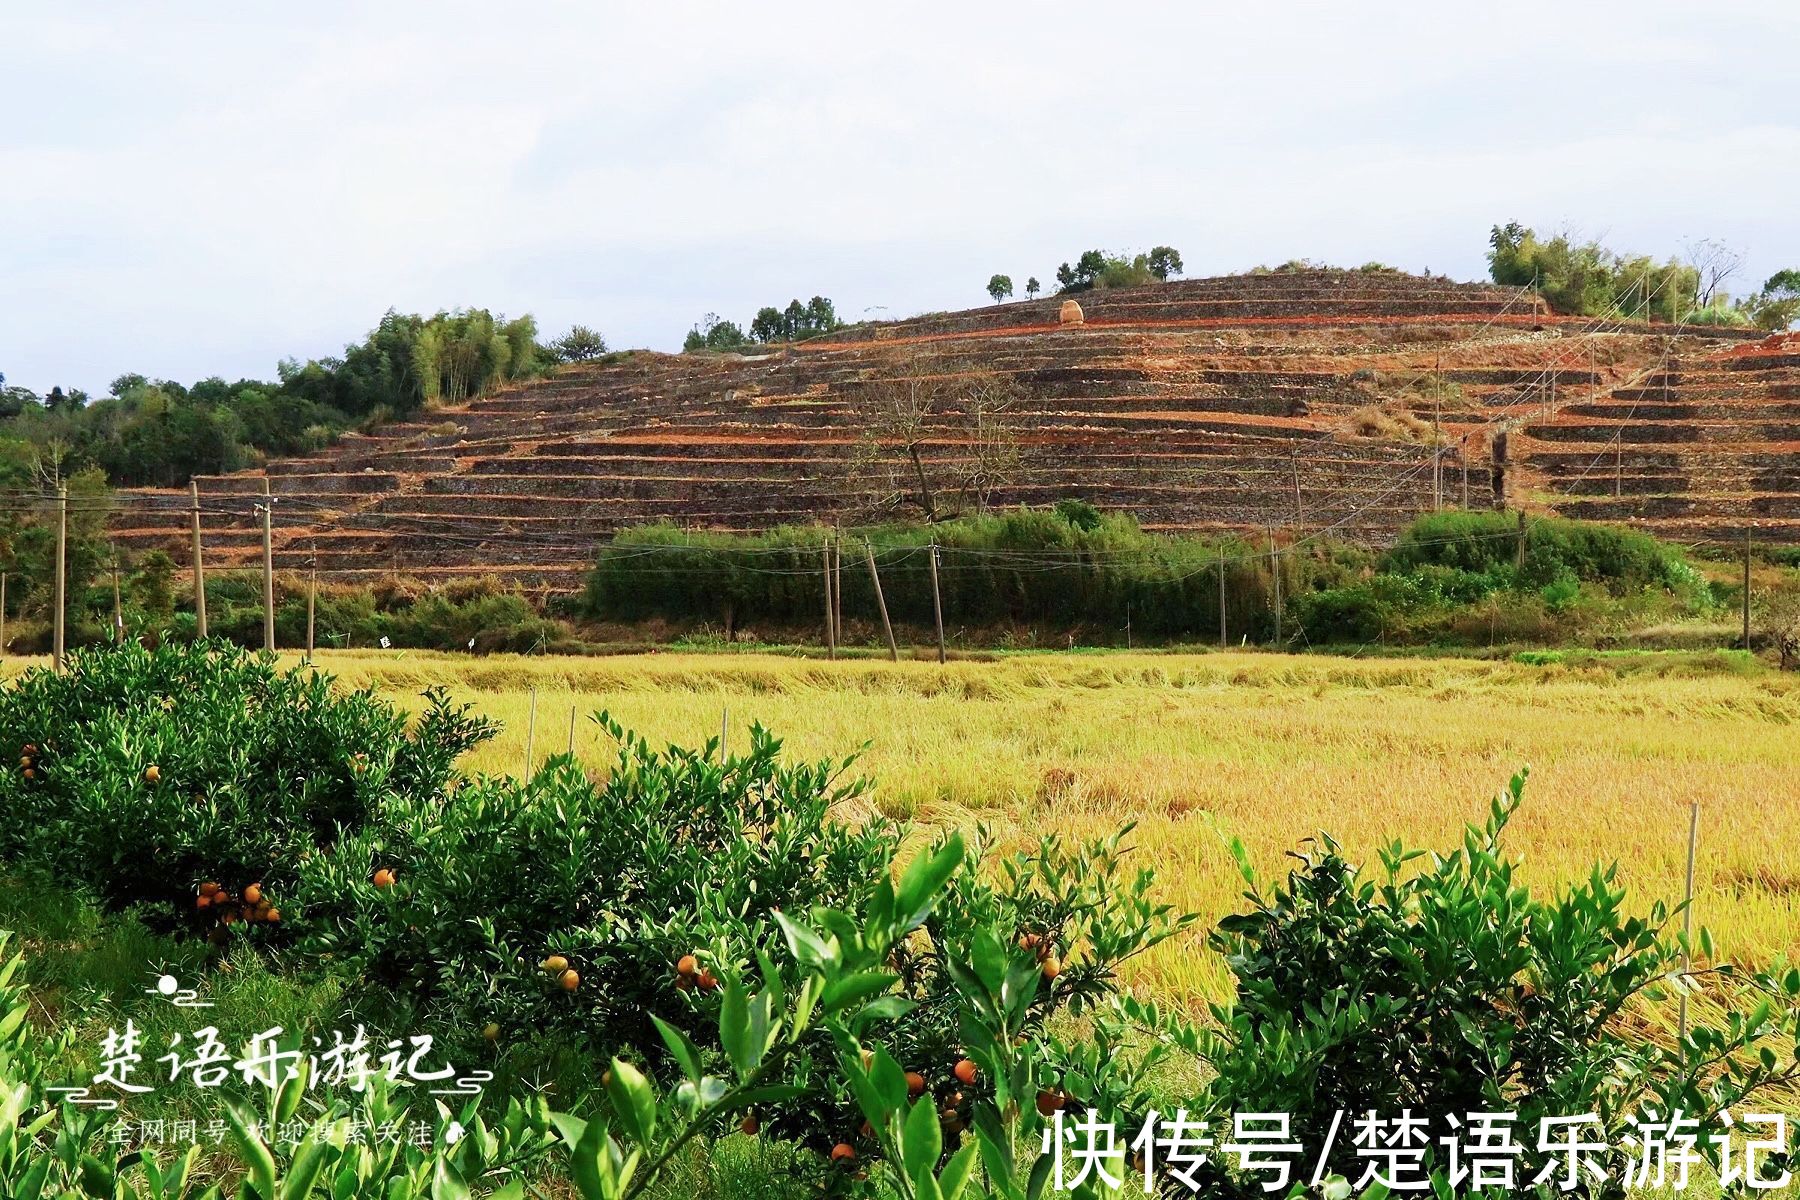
821, 539, 836, 660
110, 548, 124, 643
1, 571, 8, 654
1742, 528, 1753, 650
927, 543, 946, 664
305, 555, 317, 660
863, 541, 898, 662
1678, 801, 1700, 1053
189, 480, 208, 639
1217, 549, 1227, 649
1432, 357, 1443, 511
1460, 440, 1470, 509
259, 478, 275, 652
53, 486, 67, 671
831, 530, 843, 644
1515, 510, 1529, 570
1290, 454, 1303, 527
1267, 527, 1282, 647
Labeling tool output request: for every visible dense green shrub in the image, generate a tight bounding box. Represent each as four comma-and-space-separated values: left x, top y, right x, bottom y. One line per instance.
1187, 772, 1800, 1197
291, 712, 1190, 1154
585, 510, 1307, 641
0, 640, 494, 919
1383, 510, 1693, 593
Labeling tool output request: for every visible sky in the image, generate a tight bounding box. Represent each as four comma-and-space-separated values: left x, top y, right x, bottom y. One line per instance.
4, 1, 1799, 396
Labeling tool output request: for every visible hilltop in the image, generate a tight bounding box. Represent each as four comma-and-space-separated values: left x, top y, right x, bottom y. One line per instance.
108, 268, 1787, 590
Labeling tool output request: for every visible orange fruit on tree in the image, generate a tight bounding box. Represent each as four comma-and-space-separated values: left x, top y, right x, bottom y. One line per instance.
1018, 932, 1041, 952
904, 1071, 925, 1097
372, 868, 396, 888
739, 1113, 759, 1135
200, 882, 220, 897
144, 765, 160, 783
675, 954, 698, 976
195, 894, 212, 910
1041, 955, 1062, 980
266, 908, 281, 923
243, 883, 263, 906
542, 955, 569, 974
559, 969, 580, 991
1036, 1089, 1067, 1116
483, 1022, 500, 1042
953, 1058, 977, 1085
696, 968, 718, 991
829, 1143, 856, 1165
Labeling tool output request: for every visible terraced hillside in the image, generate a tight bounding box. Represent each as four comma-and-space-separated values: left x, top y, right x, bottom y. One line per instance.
1510, 332, 1800, 543
109, 270, 1768, 590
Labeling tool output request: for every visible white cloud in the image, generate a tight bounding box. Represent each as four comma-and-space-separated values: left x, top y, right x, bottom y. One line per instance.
3, 0, 1797, 393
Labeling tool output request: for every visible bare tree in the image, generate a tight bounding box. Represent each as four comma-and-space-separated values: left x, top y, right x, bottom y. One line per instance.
1685, 238, 1745, 309
842, 353, 1026, 521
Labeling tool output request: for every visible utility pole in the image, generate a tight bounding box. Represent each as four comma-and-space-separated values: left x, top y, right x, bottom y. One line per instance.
1267, 527, 1282, 647
189, 480, 208, 639
53, 485, 67, 671
1, 570, 8, 654
306, 553, 317, 660
1460, 438, 1470, 508
821, 538, 836, 660
110, 547, 124, 643
1290, 453, 1303, 527
927, 543, 946, 664
1432, 357, 1443, 511
1217, 548, 1227, 650
260, 478, 275, 652
863, 541, 898, 662
1515, 510, 1529, 571
1742, 528, 1753, 650
832, 530, 843, 645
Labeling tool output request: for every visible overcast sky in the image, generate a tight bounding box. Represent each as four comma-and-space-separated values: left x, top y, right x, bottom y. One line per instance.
5, 1, 1799, 395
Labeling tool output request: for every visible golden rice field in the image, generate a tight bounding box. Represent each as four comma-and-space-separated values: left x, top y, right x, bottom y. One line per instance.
274, 647, 1800, 1003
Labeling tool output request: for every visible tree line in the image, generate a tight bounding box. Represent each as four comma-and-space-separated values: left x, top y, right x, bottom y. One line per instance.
1488, 223, 1799, 329
0, 309, 607, 492
984, 246, 1184, 304
683, 297, 844, 351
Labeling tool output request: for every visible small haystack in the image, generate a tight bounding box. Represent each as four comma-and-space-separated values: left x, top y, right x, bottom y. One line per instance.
1059, 299, 1085, 326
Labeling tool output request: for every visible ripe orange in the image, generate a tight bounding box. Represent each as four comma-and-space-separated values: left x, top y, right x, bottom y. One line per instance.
675, 954, 698, 976
543, 954, 569, 974
559, 969, 580, 991
953, 1058, 977, 1085
243, 883, 263, 906
1036, 1089, 1067, 1116
1018, 932, 1041, 951
200, 881, 220, 897
904, 1071, 925, 1097
372, 868, 396, 888
1040, 956, 1062, 980
195, 894, 212, 910
829, 1143, 856, 1165
696, 968, 718, 991
21, 768, 32, 779
739, 1113, 760, 1135
266, 908, 281, 924
144, 765, 160, 784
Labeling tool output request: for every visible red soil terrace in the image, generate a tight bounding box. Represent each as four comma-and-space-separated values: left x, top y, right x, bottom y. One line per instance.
110, 270, 1783, 591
